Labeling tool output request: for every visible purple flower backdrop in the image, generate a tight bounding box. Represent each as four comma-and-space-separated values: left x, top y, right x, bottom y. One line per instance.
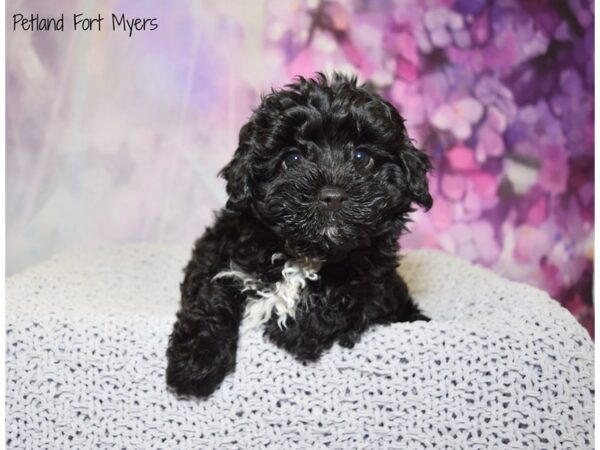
7, 0, 594, 335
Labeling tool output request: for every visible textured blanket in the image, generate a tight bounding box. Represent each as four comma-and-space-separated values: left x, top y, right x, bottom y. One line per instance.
6, 245, 594, 449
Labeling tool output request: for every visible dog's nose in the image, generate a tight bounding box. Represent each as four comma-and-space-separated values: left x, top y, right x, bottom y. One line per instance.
318, 186, 348, 210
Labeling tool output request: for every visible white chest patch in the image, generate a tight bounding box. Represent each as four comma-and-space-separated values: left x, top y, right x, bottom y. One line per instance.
213, 254, 322, 330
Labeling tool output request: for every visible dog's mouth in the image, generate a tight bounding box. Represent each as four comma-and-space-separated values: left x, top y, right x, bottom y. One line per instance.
285, 240, 354, 261
255, 196, 380, 257
322, 226, 342, 243
319, 225, 361, 249
282, 225, 373, 260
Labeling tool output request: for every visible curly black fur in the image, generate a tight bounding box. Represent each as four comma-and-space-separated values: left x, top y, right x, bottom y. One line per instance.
166, 73, 432, 398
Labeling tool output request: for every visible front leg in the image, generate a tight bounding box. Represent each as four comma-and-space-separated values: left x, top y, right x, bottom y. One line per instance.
265, 315, 336, 362
265, 292, 369, 360
166, 255, 244, 398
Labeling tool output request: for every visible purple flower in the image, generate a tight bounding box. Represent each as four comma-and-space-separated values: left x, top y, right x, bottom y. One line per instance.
474, 76, 518, 122
503, 41, 563, 106
423, 7, 470, 48
509, 100, 566, 160
550, 69, 593, 156
452, 0, 487, 16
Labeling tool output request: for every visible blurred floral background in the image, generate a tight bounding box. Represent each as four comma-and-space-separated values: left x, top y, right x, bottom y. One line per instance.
7, 0, 594, 335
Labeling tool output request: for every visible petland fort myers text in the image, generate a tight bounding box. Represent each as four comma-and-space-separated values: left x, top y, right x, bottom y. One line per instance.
12, 13, 158, 37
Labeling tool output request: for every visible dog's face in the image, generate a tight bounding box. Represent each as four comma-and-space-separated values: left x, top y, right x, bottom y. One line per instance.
220, 74, 432, 257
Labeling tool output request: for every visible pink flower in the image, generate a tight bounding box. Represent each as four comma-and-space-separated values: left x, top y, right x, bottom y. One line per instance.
446, 145, 477, 170
423, 8, 466, 48
470, 221, 500, 264
481, 27, 519, 71
441, 174, 466, 200
389, 81, 426, 126
385, 31, 420, 82
396, 59, 419, 82
400, 210, 442, 250
429, 196, 454, 231
470, 5, 491, 45
471, 173, 497, 204
537, 144, 569, 195
446, 221, 500, 264
386, 30, 419, 63
466, 172, 498, 215
525, 197, 547, 226
431, 97, 484, 139
475, 106, 507, 162
514, 224, 554, 264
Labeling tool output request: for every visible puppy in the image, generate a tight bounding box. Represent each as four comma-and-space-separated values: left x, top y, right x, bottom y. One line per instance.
166, 73, 432, 398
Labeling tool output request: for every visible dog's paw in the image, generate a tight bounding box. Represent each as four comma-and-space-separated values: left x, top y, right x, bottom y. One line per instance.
338, 330, 362, 349
166, 363, 228, 398
166, 343, 234, 398
338, 337, 355, 349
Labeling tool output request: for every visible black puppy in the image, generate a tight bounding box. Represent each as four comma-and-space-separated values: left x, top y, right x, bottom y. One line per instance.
166, 73, 432, 398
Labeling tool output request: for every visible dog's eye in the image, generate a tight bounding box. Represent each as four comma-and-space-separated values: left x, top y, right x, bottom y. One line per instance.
282, 151, 302, 169
353, 149, 373, 169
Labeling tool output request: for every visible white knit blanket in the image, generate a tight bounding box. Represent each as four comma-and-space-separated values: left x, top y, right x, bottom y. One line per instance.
6, 245, 594, 449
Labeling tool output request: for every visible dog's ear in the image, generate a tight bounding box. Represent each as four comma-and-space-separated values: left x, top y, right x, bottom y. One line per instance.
219, 122, 254, 210
399, 140, 433, 210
